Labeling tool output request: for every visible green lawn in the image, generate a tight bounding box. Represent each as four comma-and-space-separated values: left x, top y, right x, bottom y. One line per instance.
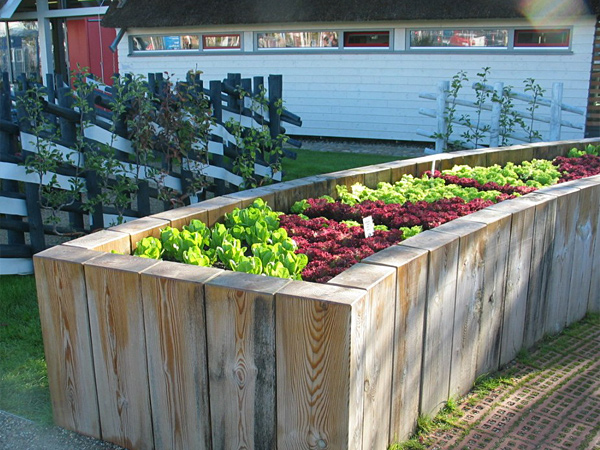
282, 147, 400, 181
0, 275, 52, 424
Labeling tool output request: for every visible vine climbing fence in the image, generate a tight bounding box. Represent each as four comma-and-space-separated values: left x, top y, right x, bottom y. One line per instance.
0, 70, 302, 274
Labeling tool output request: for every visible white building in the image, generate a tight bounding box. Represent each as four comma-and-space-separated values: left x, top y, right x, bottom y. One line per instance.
103, 0, 600, 143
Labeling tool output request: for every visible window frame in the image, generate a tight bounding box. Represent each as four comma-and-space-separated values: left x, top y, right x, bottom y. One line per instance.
407, 28, 509, 50
343, 30, 391, 49
255, 30, 341, 50
130, 34, 201, 53
202, 33, 242, 50
406, 26, 573, 52
513, 28, 571, 48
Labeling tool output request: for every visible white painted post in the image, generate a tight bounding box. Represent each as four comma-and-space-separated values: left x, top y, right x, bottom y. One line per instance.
550, 82, 563, 142
489, 82, 503, 148
36, 0, 54, 78
436, 81, 449, 153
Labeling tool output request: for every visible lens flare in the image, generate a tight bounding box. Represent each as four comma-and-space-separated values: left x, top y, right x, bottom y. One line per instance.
519, 0, 595, 26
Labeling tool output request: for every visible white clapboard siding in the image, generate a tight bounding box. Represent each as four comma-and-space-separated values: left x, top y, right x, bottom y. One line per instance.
119, 16, 595, 142
0, 196, 28, 216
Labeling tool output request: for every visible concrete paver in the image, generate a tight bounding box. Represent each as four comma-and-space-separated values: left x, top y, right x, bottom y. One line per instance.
421, 316, 600, 450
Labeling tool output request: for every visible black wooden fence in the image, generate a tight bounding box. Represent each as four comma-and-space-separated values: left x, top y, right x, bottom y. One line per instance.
0, 71, 301, 274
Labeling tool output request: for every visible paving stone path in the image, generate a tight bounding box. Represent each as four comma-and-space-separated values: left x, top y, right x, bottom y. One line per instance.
419, 315, 600, 450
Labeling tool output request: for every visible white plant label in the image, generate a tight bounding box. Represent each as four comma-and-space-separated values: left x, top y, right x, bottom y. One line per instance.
363, 216, 375, 238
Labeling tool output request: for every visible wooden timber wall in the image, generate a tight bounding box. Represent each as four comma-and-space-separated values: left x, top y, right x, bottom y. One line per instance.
34, 138, 600, 450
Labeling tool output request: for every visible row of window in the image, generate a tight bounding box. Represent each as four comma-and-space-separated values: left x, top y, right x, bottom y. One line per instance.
130, 28, 572, 53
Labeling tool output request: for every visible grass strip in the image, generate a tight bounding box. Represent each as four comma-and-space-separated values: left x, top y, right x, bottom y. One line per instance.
0, 275, 52, 425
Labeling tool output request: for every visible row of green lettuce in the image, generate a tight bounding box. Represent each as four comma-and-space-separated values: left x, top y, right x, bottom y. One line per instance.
132, 145, 599, 280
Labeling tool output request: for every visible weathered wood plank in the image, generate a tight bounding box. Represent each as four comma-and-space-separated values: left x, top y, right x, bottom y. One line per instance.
347, 164, 392, 188
328, 263, 397, 450
486, 145, 534, 167
84, 253, 159, 450
523, 193, 557, 349
199, 196, 242, 226
535, 184, 580, 335
463, 209, 512, 377
488, 198, 535, 365
150, 204, 208, 231
362, 245, 428, 442
140, 262, 223, 450
435, 218, 487, 398
375, 161, 417, 181
205, 272, 290, 450
582, 177, 600, 313
455, 149, 488, 169
402, 230, 459, 416
567, 179, 600, 322
528, 143, 564, 160
276, 281, 367, 450
268, 178, 326, 213
324, 169, 366, 197
63, 229, 131, 254
223, 186, 276, 209
109, 217, 170, 252
415, 154, 456, 177
33, 245, 102, 438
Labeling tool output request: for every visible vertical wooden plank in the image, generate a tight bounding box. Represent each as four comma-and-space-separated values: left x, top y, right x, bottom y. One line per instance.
324, 169, 366, 194
224, 186, 276, 209
33, 245, 102, 438
151, 204, 208, 231
486, 145, 534, 168
63, 229, 131, 254
463, 209, 512, 376
362, 245, 428, 442
403, 230, 459, 417
523, 193, 557, 349
434, 219, 487, 399
567, 179, 600, 321
488, 198, 535, 366
276, 282, 367, 450
141, 262, 223, 450
205, 272, 291, 450
197, 196, 242, 226
535, 184, 580, 335
375, 160, 417, 181
109, 217, 170, 252
329, 263, 397, 450
84, 253, 159, 450
584, 177, 600, 313
415, 154, 456, 177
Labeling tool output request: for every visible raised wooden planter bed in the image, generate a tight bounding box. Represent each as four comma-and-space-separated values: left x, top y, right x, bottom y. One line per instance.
34, 139, 600, 449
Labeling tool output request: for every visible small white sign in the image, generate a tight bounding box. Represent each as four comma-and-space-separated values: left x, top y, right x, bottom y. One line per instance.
363, 216, 375, 238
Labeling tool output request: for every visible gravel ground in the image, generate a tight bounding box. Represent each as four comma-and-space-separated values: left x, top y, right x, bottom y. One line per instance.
0, 411, 124, 450
289, 136, 429, 158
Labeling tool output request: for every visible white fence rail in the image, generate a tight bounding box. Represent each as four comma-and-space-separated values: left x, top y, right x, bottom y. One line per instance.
418, 81, 586, 153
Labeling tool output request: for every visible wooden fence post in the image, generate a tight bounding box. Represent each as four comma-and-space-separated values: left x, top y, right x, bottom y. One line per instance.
1, 72, 26, 247
24, 182, 46, 253
210, 80, 226, 196
436, 81, 449, 153
489, 82, 503, 148
57, 83, 85, 232
268, 74, 284, 171
550, 82, 563, 142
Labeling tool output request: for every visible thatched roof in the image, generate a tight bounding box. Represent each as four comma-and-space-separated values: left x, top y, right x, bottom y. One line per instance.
102, 0, 599, 28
